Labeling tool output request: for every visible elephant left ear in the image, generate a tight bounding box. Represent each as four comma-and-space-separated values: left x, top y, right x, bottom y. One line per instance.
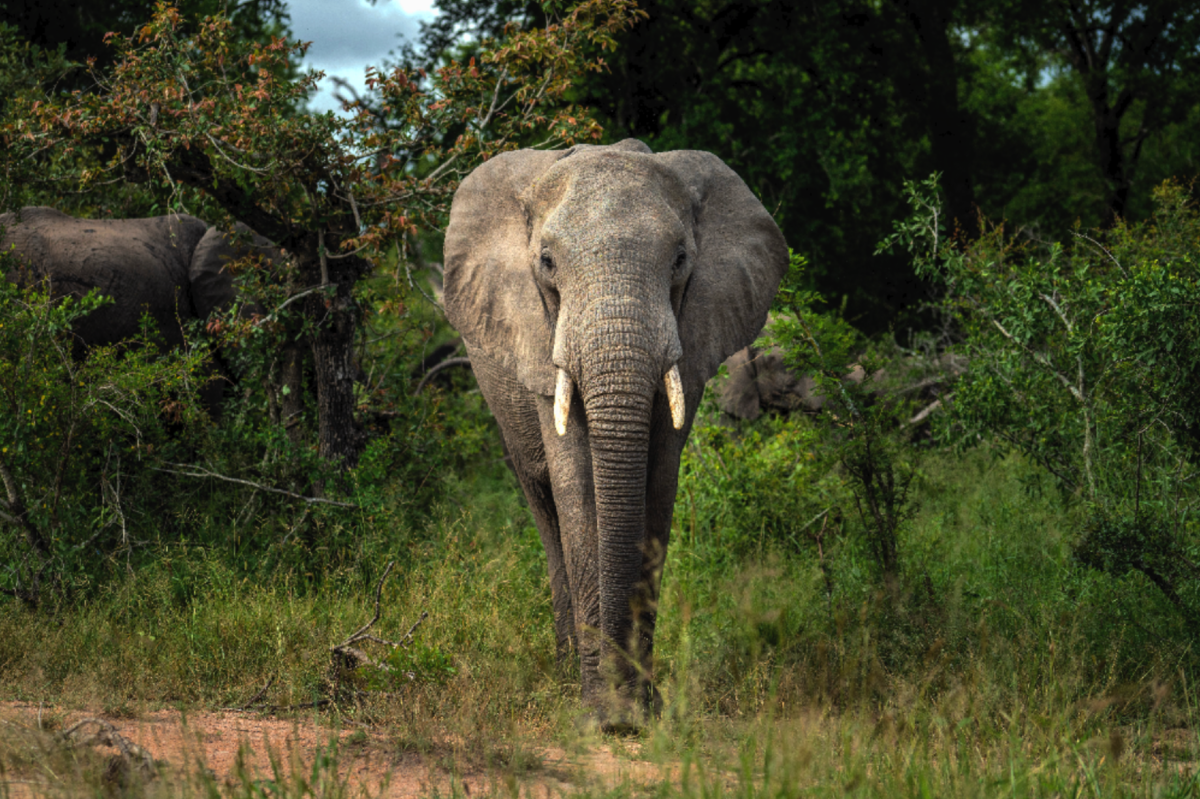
654, 150, 790, 392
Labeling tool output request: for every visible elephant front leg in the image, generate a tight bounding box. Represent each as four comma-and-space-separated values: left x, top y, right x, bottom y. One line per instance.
465, 349, 578, 664
520, 472, 578, 664
535, 393, 605, 706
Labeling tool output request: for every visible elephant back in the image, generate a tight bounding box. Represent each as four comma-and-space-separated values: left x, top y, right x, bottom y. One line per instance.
0, 207, 208, 349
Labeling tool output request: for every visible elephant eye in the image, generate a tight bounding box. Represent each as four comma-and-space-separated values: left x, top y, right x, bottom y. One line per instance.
540, 250, 556, 275
672, 249, 687, 276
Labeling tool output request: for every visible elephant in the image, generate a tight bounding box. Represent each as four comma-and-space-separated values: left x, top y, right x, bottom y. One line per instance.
718, 344, 822, 419
443, 139, 789, 728
0, 206, 272, 350
1, 207, 277, 414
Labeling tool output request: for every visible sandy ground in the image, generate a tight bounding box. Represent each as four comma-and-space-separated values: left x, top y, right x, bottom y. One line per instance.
0, 702, 676, 798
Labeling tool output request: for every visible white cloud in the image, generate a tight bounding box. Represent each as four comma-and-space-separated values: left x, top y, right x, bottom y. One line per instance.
286, 0, 438, 114
394, 0, 439, 14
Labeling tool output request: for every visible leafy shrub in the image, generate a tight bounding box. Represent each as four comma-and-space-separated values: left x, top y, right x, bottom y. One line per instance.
886, 176, 1200, 633
0, 246, 207, 602
763, 251, 923, 581
678, 398, 844, 563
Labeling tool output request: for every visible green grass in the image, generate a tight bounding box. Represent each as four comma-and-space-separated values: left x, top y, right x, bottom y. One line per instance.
2, 428, 1199, 797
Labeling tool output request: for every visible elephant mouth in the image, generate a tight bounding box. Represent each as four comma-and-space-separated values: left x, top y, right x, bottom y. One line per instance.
554, 364, 685, 436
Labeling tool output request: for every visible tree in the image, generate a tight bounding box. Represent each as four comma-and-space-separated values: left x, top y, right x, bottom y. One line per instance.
0, 0, 288, 75
886, 175, 1200, 631
437, 0, 1199, 330
1004, 1, 1200, 225
2, 0, 640, 473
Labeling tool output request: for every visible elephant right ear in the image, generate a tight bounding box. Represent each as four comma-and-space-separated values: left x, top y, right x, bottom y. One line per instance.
444, 149, 565, 396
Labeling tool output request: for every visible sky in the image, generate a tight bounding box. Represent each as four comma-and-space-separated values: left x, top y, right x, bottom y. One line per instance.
286, 0, 440, 114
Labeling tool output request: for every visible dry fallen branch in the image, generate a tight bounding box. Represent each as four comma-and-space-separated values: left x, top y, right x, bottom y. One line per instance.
227, 675, 275, 711
230, 562, 429, 714
905, 398, 944, 427
60, 718, 157, 783
154, 462, 356, 507
328, 561, 428, 698
331, 561, 428, 670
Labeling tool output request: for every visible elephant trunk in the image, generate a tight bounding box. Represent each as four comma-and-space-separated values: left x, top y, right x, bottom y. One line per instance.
570, 292, 681, 710
585, 360, 654, 699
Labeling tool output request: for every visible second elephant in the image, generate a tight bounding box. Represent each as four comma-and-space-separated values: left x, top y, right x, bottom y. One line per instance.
0, 206, 273, 351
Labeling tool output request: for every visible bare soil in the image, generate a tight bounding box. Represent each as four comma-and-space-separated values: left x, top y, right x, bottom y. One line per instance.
0, 702, 674, 798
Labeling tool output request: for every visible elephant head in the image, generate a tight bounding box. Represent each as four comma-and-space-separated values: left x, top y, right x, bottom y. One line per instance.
443, 140, 788, 725
189, 222, 277, 321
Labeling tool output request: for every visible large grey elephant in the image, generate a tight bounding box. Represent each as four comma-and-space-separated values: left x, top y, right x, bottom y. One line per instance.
0, 206, 271, 351
443, 139, 789, 728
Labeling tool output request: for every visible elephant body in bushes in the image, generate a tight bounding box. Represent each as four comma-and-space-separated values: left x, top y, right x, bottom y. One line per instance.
1, 207, 275, 411
717, 344, 968, 423
0, 206, 272, 347
443, 139, 788, 727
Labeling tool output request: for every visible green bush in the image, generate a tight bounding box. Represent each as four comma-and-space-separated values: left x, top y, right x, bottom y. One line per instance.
678, 402, 844, 563
885, 175, 1200, 636
762, 251, 924, 581
0, 248, 207, 602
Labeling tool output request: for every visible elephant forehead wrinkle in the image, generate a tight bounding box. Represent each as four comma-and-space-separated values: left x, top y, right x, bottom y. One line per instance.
552, 184, 683, 236
570, 199, 682, 242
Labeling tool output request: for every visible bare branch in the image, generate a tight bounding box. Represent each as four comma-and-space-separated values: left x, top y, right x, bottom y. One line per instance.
1037, 290, 1074, 334
423, 152, 460, 185
0, 454, 50, 555
227, 676, 275, 711
476, 66, 509, 131
259, 285, 324, 323
1071, 230, 1129, 277
988, 317, 1083, 402
60, 718, 156, 776
154, 462, 356, 507
339, 561, 397, 646
318, 227, 329, 286
414, 357, 472, 395
206, 132, 271, 174
905, 398, 944, 426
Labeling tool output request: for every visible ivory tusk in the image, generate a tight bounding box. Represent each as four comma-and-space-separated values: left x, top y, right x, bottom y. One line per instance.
665, 364, 685, 430
554, 368, 573, 436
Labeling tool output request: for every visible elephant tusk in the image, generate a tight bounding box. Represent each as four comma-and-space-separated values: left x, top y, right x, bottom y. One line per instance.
665, 364, 685, 430
554, 368, 573, 436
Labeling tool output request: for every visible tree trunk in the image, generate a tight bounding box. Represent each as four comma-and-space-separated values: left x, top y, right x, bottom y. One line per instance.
1056, 4, 1142, 227
305, 285, 363, 470
1089, 84, 1129, 226
279, 339, 306, 446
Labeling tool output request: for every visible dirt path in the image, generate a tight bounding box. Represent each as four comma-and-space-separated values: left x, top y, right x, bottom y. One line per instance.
0, 703, 674, 798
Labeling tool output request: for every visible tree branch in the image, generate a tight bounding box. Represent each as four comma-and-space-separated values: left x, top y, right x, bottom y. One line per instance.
0, 454, 50, 555
153, 462, 356, 507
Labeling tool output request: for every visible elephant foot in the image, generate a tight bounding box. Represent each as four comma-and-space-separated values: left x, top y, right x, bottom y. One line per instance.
580, 682, 660, 735
575, 704, 644, 736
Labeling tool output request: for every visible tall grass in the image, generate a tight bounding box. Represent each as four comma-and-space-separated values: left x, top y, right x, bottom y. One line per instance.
2, 411, 1199, 796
